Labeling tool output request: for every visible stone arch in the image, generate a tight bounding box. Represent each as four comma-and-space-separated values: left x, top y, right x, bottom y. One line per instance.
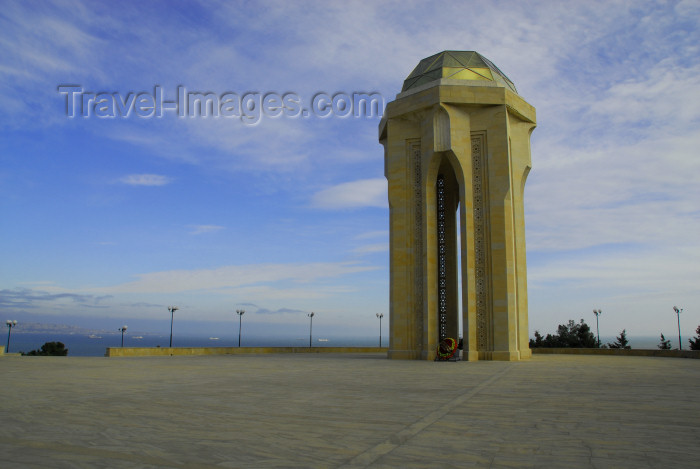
381, 51, 536, 360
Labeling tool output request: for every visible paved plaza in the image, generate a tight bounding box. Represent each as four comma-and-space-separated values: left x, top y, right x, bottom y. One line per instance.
1, 353, 698, 468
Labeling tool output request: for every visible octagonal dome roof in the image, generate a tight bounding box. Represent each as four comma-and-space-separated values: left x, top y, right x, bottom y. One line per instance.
402, 50, 517, 93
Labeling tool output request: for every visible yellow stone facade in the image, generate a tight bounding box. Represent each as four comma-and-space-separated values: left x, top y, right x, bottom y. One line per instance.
379, 51, 536, 361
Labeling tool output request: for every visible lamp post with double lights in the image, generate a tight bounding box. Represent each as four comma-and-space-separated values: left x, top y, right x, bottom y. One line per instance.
6, 320, 18, 353
376, 313, 384, 347
673, 306, 683, 350
307, 312, 315, 347
168, 306, 179, 347
593, 309, 602, 347
236, 309, 245, 347
118, 325, 128, 347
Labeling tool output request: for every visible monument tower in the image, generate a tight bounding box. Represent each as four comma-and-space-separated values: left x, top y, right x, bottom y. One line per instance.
379, 51, 536, 361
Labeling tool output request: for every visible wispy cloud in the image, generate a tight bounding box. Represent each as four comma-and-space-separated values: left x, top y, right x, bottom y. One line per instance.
355, 230, 389, 240
101, 262, 378, 294
118, 174, 172, 186
526, 132, 700, 253
311, 178, 387, 209
123, 301, 163, 308
188, 225, 224, 235
353, 243, 389, 255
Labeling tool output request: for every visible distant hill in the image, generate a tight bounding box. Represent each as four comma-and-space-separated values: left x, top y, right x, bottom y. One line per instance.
13, 322, 112, 336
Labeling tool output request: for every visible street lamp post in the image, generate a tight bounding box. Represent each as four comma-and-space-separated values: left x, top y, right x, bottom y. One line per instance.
5, 320, 18, 353
118, 325, 128, 347
307, 312, 315, 347
376, 313, 384, 347
673, 306, 683, 350
593, 309, 602, 347
236, 309, 245, 347
168, 306, 179, 347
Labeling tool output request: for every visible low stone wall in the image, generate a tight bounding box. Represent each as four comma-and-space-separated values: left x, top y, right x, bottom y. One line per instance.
532, 348, 700, 359
105, 346, 387, 357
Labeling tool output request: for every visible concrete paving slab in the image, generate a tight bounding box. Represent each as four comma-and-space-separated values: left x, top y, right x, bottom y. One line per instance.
1, 354, 698, 468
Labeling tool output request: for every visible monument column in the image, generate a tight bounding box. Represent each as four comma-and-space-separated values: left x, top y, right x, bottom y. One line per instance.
379, 51, 536, 361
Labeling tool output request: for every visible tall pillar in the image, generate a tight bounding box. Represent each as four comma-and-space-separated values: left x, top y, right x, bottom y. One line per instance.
379, 51, 536, 361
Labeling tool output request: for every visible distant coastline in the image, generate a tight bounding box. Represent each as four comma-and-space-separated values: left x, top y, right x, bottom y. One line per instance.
5, 330, 675, 357
6, 332, 384, 356
13, 322, 121, 336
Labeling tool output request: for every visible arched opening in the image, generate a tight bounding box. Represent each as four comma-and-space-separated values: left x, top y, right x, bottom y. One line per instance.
436, 157, 462, 350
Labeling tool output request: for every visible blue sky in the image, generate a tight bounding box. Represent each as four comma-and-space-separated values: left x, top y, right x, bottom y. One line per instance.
1, 0, 698, 342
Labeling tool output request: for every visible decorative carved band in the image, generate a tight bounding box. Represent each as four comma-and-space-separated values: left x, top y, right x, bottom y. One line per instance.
436, 174, 448, 342
471, 133, 489, 351
410, 140, 423, 349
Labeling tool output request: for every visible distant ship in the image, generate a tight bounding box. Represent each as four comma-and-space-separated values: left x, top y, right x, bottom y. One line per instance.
318, 339, 329, 342
88, 334, 102, 339
133, 336, 143, 339
209, 337, 220, 340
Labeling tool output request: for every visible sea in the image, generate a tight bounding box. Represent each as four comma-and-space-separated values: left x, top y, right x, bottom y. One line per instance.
5, 333, 671, 357
5, 333, 382, 357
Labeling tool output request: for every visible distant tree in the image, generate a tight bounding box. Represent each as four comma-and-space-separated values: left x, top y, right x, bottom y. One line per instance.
529, 330, 544, 348
657, 333, 672, 350
23, 341, 69, 356
529, 320, 597, 348
607, 330, 631, 350
689, 325, 700, 351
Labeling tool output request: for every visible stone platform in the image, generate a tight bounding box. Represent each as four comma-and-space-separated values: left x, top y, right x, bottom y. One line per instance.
1, 353, 698, 468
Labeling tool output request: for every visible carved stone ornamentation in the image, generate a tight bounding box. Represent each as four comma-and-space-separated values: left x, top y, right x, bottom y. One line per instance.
381, 50, 535, 361
411, 141, 423, 349
471, 133, 489, 351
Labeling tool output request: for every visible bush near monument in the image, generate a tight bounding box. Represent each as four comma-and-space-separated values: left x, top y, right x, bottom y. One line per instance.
22, 341, 69, 356
689, 325, 700, 351
529, 319, 597, 348
607, 329, 631, 349
658, 333, 672, 350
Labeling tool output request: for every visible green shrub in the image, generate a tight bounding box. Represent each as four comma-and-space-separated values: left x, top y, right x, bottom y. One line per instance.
23, 341, 69, 356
